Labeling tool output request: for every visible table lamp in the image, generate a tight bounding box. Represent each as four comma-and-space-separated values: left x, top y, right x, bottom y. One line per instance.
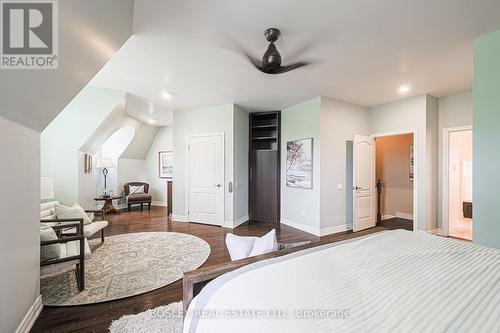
96, 158, 114, 197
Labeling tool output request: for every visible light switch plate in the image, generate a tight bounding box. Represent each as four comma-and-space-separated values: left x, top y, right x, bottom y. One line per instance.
337, 183, 344, 190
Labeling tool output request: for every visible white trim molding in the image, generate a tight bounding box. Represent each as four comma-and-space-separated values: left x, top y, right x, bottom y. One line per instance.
232, 215, 249, 228
281, 219, 349, 237
441, 125, 473, 237
381, 215, 396, 221
171, 214, 187, 222
151, 201, 167, 207
281, 219, 319, 236
396, 212, 414, 220
319, 224, 350, 236
15, 295, 42, 333
372, 129, 418, 232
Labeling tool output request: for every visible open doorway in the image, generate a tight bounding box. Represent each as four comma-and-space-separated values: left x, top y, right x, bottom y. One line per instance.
374, 133, 414, 231
443, 127, 472, 240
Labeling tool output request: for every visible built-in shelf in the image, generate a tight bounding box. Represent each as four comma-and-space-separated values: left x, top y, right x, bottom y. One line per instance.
252, 137, 277, 140
251, 124, 277, 129
249, 111, 281, 227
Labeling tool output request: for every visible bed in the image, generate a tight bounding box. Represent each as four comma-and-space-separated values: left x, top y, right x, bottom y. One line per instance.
183, 229, 500, 333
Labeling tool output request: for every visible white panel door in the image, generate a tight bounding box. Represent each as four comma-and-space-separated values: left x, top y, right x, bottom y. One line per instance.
353, 135, 376, 232
188, 134, 224, 226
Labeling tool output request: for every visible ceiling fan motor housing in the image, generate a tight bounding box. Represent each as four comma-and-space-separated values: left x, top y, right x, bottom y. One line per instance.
262, 43, 282, 71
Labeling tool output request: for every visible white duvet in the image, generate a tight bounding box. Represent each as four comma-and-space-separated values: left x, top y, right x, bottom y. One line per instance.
184, 230, 500, 333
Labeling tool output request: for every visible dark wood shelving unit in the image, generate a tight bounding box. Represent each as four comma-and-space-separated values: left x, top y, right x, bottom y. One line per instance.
249, 112, 281, 227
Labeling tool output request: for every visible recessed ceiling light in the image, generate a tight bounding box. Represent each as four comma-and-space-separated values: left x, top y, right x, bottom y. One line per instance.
162, 91, 172, 99
148, 118, 158, 125
398, 85, 410, 94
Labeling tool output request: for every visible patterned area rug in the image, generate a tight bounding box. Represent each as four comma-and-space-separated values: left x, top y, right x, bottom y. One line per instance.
109, 301, 183, 333
40, 232, 210, 306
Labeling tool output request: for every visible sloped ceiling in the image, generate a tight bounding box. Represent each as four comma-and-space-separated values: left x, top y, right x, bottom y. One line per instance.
0, 0, 134, 132
120, 124, 160, 160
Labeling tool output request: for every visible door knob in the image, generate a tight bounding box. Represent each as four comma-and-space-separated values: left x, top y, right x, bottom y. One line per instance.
215, 184, 221, 187
355, 186, 362, 190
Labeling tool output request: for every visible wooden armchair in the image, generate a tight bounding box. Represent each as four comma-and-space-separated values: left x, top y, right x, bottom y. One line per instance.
40, 218, 90, 291
124, 182, 152, 211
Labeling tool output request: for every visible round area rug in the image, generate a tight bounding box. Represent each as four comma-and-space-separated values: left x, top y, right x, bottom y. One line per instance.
40, 232, 210, 306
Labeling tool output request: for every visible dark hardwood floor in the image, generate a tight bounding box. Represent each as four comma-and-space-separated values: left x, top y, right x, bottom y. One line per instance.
32, 206, 393, 333
380, 217, 413, 231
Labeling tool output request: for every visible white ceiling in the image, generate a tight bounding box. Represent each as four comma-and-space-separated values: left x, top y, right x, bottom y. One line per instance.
90, 0, 500, 124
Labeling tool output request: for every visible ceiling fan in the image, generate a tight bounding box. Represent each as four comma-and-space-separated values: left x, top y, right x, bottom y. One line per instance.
244, 28, 312, 75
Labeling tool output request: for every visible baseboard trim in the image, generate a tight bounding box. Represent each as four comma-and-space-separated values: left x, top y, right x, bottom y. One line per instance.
396, 212, 413, 220
319, 224, 350, 236
171, 214, 187, 222
232, 215, 249, 228
151, 201, 167, 207
381, 215, 396, 221
281, 219, 319, 236
16, 295, 42, 333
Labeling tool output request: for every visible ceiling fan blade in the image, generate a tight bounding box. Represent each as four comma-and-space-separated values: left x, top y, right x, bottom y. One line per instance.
209, 32, 264, 70
269, 62, 311, 74
285, 43, 314, 64
243, 51, 264, 70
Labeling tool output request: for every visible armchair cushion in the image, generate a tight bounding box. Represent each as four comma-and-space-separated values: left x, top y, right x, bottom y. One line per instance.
40, 225, 61, 261
65, 220, 108, 238
55, 203, 92, 225
41, 238, 91, 275
127, 193, 152, 203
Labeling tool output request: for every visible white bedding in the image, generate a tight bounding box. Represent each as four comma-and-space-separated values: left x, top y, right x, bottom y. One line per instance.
184, 230, 500, 333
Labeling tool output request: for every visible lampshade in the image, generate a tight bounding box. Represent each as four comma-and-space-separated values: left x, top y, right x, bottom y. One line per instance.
96, 158, 114, 169
41, 177, 54, 200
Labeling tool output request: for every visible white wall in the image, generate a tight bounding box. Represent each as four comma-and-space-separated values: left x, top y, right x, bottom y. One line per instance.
0, 116, 40, 333
233, 106, 249, 225
426, 95, 439, 231
172, 104, 235, 224
41, 86, 126, 205
115, 126, 173, 208
320, 97, 369, 232
437, 90, 473, 230
145, 126, 174, 206
369, 94, 437, 231
99, 126, 136, 198
118, 159, 147, 199
281, 98, 322, 234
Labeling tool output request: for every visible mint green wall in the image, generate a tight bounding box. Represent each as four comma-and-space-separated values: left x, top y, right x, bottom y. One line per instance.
281, 97, 321, 232
473, 30, 500, 248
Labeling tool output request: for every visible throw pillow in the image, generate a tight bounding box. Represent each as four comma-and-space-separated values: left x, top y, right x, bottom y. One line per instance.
130, 185, 145, 194
40, 225, 61, 262
225, 233, 258, 261
55, 203, 92, 225
249, 229, 278, 257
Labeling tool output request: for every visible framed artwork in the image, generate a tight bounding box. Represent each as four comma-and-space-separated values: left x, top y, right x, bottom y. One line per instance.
286, 138, 313, 189
84, 154, 93, 174
409, 144, 414, 181
159, 151, 173, 179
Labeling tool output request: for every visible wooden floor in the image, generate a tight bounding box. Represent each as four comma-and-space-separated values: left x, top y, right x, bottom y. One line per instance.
380, 217, 413, 231
32, 206, 391, 333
